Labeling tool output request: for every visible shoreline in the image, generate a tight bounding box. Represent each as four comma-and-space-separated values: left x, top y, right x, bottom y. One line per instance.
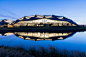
0, 26, 86, 32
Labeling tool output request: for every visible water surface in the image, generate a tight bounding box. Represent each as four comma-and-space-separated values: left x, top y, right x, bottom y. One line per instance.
0, 31, 86, 52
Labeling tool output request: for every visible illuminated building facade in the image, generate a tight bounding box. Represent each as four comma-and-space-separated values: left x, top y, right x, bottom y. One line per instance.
12, 15, 78, 27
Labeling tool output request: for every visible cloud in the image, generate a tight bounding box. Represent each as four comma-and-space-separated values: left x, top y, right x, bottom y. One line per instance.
1, 7, 19, 16
0, 14, 17, 19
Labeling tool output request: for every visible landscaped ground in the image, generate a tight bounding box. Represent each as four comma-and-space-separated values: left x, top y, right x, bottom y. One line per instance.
0, 26, 86, 32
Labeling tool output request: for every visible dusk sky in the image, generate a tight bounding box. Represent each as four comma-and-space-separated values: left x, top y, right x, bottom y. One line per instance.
0, 0, 86, 25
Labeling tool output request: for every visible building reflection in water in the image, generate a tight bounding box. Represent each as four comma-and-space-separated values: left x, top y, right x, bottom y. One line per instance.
15, 32, 76, 41
0, 32, 76, 41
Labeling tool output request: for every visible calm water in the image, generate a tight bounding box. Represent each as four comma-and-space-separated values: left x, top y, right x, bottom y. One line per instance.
0, 31, 86, 52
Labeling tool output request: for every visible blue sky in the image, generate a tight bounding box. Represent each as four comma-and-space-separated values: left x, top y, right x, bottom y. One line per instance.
0, 0, 86, 24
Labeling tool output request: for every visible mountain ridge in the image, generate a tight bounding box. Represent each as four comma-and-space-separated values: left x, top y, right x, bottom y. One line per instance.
0, 19, 13, 25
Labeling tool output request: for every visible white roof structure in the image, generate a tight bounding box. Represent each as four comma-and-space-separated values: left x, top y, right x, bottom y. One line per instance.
13, 15, 78, 25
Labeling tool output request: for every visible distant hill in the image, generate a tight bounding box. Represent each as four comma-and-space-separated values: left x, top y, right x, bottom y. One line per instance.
0, 19, 13, 25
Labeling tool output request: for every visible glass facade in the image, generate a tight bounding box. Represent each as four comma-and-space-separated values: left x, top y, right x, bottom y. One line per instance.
14, 18, 76, 27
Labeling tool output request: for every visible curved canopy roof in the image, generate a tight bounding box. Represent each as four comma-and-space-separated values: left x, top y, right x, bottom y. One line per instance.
12, 15, 78, 25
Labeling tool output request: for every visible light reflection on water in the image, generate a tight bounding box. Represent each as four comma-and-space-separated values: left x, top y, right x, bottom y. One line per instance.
0, 31, 86, 52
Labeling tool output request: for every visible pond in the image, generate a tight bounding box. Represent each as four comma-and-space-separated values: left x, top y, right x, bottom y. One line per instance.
0, 31, 86, 52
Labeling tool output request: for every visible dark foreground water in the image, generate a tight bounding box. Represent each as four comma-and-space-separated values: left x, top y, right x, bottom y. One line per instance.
0, 31, 86, 52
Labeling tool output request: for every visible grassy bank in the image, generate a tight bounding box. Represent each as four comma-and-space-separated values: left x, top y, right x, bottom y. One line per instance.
0, 45, 86, 57
0, 26, 86, 32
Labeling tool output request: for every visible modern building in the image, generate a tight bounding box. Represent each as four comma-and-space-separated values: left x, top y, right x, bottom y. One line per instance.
12, 15, 78, 27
